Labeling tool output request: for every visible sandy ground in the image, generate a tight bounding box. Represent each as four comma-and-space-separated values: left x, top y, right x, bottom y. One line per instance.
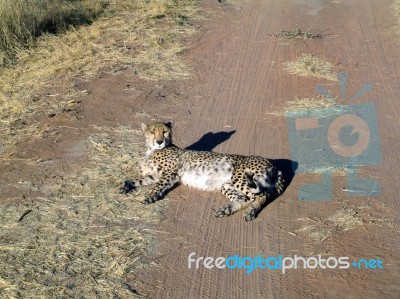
1, 0, 400, 298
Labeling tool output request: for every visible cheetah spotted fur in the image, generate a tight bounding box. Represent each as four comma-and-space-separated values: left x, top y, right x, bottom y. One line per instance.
121, 121, 285, 221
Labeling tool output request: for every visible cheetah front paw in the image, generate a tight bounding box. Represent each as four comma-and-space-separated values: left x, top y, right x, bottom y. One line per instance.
243, 208, 256, 222
120, 180, 136, 194
215, 204, 233, 218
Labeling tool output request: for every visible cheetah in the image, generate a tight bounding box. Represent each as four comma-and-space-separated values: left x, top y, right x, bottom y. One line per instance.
121, 121, 285, 221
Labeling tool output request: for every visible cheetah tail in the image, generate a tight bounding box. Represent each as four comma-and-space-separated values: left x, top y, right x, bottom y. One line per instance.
274, 170, 285, 196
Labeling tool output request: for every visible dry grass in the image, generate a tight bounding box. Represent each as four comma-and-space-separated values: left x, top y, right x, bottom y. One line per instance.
266, 95, 343, 116
392, 0, 400, 35
283, 53, 338, 81
296, 203, 396, 241
0, 126, 167, 297
271, 28, 322, 39
0, 1, 199, 296
0, 0, 107, 66
0, 0, 198, 154
285, 96, 339, 112
312, 166, 348, 176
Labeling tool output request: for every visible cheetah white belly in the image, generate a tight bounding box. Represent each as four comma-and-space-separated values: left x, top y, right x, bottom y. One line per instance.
180, 168, 232, 191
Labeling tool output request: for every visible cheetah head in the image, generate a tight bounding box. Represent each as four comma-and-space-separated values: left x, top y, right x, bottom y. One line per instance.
142, 121, 173, 154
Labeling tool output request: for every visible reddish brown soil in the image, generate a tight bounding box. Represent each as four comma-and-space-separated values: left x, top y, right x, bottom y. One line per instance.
2, 0, 400, 298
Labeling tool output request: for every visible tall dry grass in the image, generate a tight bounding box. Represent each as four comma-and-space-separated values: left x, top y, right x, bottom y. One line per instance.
392, 0, 400, 34
0, 1, 199, 297
0, 0, 198, 155
0, 0, 106, 65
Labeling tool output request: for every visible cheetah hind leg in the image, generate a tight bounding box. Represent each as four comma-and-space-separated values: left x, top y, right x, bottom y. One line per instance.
242, 193, 267, 222
214, 198, 249, 218
215, 185, 252, 218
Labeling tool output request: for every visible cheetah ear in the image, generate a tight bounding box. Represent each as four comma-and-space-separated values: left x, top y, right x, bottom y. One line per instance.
165, 121, 173, 128
141, 123, 147, 132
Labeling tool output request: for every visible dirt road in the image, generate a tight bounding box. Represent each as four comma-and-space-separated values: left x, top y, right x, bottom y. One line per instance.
2, 0, 399, 297
133, 0, 400, 298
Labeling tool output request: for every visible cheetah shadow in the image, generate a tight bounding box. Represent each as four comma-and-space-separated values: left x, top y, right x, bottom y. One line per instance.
185, 131, 236, 151
254, 159, 297, 217
270, 159, 297, 188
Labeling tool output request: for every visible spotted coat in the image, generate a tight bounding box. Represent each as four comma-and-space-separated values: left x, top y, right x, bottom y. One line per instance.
121, 122, 285, 221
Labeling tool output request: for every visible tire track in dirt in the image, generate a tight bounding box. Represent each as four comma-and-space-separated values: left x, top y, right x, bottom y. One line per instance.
135, 0, 400, 298
135, 1, 297, 297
